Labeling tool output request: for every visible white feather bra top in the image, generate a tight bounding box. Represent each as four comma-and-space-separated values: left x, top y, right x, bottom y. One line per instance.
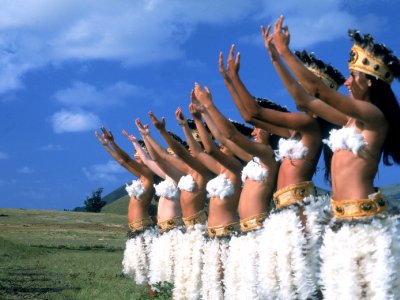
206, 174, 235, 200
241, 157, 268, 183
177, 174, 196, 192
323, 127, 367, 155
154, 177, 180, 200
274, 138, 309, 161
125, 179, 146, 200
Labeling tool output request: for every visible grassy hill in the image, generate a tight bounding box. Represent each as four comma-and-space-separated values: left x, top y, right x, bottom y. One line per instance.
101, 194, 130, 215
102, 184, 127, 204
0, 208, 149, 300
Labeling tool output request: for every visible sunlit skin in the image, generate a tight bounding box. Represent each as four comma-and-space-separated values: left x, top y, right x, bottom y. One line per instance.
193, 82, 279, 220
186, 98, 242, 227
272, 15, 389, 200
95, 127, 154, 224
149, 110, 212, 218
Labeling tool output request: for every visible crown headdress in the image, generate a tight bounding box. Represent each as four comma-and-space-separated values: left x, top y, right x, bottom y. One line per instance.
295, 50, 345, 90
348, 29, 400, 84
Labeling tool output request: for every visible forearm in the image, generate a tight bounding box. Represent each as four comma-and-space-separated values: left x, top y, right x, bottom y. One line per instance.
204, 102, 238, 140
181, 123, 202, 154
159, 129, 186, 157
193, 117, 217, 154
230, 74, 261, 117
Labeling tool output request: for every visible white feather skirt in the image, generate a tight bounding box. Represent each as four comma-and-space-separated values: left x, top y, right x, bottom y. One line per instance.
320, 214, 400, 300
173, 224, 206, 300
148, 227, 183, 285
122, 228, 155, 285
201, 237, 230, 300
257, 194, 328, 299
224, 229, 262, 299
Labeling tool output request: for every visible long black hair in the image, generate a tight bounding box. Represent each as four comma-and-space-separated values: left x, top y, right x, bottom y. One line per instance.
366, 75, 400, 165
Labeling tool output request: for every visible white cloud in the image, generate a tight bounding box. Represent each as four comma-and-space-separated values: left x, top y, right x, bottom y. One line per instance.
38, 144, 65, 151
18, 166, 34, 174
50, 109, 101, 133
53, 81, 149, 108
0, 152, 8, 159
0, 0, 389, 94
0, 0, 255, 94
242, 0, 382, 49
82, 160, 125, 182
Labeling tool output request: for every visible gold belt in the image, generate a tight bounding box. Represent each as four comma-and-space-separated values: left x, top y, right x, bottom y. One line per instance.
240, 212, 268, 232
157, 216, 183, 234
128, 216, 154, 232
207, 222, 240, 237
273, 181, 315, 208
182, 210, 207, 227
331, 190, 387, 218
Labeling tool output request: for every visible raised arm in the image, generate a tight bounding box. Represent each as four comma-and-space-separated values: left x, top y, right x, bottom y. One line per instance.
148, 111, 192, 174
174, 107, 213, 175
135, 118, 184, 182
122, 129, 166, 179
192, 88, 243, 173
272, 16, 384, 125
95, 128, 142, 178
188, 102, 223, 175
262, 25, 348, 126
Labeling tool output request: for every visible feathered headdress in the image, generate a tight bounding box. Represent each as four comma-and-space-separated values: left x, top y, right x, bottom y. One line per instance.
295, 50, 346, 90
348, 29, 400, 84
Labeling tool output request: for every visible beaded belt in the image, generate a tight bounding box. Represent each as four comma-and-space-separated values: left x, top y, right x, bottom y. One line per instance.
182, 210, 207, 227
331, 190, 387, 218
273, 181, 315, 208
128, 216, 154, 232
157, 216, 183, 234
207, 222, 240, 237
240, 212, 268, 232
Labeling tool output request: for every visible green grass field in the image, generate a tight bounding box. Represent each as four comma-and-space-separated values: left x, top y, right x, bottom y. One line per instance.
0, 208, 151, 300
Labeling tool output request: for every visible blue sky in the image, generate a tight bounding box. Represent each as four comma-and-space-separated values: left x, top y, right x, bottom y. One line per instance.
1, 0, 399, 210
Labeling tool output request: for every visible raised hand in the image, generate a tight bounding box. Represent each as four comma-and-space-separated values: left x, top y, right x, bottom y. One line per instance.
272, 15, 291, 55
226, 44, 240, 78
122, 129, 137, 143
189, 101, 202, 120
95, 130, 108, 146
193, 82, 212, 107
135, 118, 150, 136
101, 127, 114, 142
175, 107, 187, 125
149, 111, 166, 131
261, 24, 280, 62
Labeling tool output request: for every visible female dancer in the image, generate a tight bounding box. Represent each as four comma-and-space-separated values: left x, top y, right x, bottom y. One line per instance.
272, 15, 400, 298
130, 118, 184, 294
192, 82, 281, 299
148, 111, 212, 299
186, 94, 243, 300
95, 127, 156, 286
220, 39, 343, 297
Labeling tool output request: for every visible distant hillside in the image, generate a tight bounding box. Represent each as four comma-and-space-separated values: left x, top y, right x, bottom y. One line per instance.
101, 194, 129, 215
102, 184, 127, 204
382, 183, 400, 205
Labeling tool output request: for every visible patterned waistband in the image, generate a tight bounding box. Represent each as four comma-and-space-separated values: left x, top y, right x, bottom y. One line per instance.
240, 211, 268, 232
128, 216, 154, 232
273, 181, 315, 208
157, 216, 183, 234
331, 190, 387, 218
182, 210, 207, 227
207, 221, 240, 237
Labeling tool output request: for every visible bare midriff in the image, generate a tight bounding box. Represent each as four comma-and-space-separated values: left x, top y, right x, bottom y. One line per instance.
207, 194, 240, 227
238, 180, 274, 219
180, 190, 207, 218
331, 151, 378, 201
157, 196, 182, 222
277, 158, 316, 190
